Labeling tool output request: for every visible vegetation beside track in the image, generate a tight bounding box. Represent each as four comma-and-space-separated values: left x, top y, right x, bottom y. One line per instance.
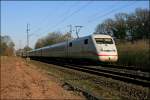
115, 39, 149, 70
30, 59, 149, 99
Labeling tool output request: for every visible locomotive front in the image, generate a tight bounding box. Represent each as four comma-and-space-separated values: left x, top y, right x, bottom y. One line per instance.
94, 35, 118, 62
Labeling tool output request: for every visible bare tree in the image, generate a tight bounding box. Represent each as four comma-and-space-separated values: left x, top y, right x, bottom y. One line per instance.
95, 8, 150, 40
35, 32, 73, 49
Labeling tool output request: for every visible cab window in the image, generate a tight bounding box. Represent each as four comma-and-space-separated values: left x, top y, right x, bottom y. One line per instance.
84, 39, 88, 45
95, 38, 113, 44
69, 42, 72, 47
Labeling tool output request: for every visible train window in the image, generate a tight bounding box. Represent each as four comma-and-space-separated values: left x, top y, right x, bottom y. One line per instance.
95, 38, 113, 44
69, 42, 72, 47
84, 39, 88, 44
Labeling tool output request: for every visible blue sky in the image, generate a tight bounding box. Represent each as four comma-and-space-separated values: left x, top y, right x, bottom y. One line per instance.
1, 1, 149, 49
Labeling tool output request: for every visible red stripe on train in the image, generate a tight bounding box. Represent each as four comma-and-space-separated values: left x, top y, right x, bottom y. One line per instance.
97, 54, 117, 56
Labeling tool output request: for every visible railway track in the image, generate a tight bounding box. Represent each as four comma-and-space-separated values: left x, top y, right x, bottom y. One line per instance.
31, 58, 150, 87
62, 60, 150, 73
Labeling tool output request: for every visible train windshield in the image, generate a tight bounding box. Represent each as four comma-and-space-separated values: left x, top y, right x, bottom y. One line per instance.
95, 38, 113, 44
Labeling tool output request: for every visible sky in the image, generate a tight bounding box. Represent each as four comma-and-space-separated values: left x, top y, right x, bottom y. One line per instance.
1, 1, 149, 50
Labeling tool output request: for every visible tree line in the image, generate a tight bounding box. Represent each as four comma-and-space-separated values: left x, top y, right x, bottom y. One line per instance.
35, 32, 72, 49
0, 35, 15, 56
94, 8, 150, 40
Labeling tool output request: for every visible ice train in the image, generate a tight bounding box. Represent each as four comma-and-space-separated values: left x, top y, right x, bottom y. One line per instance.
26, 34, 118, 62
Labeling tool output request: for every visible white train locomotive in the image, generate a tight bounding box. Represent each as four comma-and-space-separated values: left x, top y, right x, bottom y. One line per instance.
26, 34, 118, 62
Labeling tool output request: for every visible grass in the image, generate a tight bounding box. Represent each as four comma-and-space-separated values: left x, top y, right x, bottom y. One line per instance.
29, 60, 122, 99
115, 39, 150, 70
29, 59, 149, 99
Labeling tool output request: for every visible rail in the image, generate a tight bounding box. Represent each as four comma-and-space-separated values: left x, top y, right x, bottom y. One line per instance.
32, 58, 150, 87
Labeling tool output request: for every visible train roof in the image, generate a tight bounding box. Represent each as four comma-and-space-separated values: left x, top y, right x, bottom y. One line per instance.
28, 34, 112, 53
91, 34, 112, 38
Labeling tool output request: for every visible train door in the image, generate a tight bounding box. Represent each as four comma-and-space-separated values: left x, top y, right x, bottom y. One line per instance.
83, 38, 89, 58
77, 39, 83, 58
68, 41, 72, 58
41, 49, 42, 57
65, 40, 69, 58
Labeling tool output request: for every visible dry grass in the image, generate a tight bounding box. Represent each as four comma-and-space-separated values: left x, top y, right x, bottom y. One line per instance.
30, 60, 149, 99
116, 39, 150, 70
30, 60, 122, 99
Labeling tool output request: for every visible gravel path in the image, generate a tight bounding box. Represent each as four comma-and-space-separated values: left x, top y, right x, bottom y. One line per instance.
0, 56, 84, 99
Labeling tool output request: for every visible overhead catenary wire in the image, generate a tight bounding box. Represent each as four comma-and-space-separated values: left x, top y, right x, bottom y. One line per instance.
87, 1, 137, 24
33, 1, 136, 39
42, 1, 92, 35
30, 1, 138, 48
29, 2, 65, 37
47, 2, 135, 36
32, 1, 92, 39
81, 1, 138, 35
29, 1, 80, 37
31, 1, 92, 45
87, 2, 118, 20
50, 2, 119, 37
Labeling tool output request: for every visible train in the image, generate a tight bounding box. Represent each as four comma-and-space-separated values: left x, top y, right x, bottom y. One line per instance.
23, 34, 118, 62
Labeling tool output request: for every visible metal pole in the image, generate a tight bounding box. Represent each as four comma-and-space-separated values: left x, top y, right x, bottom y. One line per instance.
68, 24, 72, 34
75, 26, 79, 38
26, 24, 30, 58
75, 26, 83, 38
67, 25, 72, 58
